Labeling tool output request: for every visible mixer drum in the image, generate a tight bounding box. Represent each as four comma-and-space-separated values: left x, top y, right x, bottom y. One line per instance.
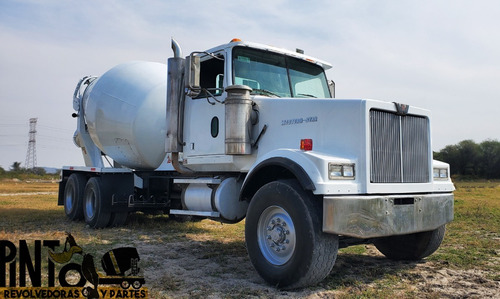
83, 61, 167, 170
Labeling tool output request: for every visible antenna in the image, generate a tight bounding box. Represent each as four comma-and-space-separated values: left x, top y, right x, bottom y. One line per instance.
25, 118, 38, 169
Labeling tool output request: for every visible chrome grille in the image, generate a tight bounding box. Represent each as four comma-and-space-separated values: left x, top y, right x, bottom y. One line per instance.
370, 110, 430, 183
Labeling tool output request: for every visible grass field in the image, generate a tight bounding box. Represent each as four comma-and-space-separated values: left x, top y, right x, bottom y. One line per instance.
0, 179, 499, 298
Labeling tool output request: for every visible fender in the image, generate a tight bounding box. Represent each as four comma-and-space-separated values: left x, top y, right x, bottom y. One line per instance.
240, 149, 325, 202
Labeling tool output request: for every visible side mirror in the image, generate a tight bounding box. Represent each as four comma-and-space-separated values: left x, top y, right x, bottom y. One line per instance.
215, 74, 224, 96
328, 80, 335, 98
185, 54, 201, 97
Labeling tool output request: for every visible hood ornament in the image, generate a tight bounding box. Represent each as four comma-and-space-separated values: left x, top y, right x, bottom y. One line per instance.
394, 102, 410, 116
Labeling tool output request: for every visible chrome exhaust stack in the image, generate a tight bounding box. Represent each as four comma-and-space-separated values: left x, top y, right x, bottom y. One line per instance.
166, 38, 193, 174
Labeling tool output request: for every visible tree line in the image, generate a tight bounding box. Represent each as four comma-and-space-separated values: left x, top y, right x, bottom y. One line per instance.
434, 139, 500, 179
2, 141, 498, 180
0, 161, 49, 178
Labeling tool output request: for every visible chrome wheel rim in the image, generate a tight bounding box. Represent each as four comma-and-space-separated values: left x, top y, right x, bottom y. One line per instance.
85, 191, 96, 219
64, 185, 74, 212
257, 205, 296, 265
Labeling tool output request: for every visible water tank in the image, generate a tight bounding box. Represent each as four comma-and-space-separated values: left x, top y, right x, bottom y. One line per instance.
83, 61, 167, 169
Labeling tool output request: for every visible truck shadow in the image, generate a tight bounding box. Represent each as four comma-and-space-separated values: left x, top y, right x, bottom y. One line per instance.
321, 251, 420, 289
102, 213, 424, 291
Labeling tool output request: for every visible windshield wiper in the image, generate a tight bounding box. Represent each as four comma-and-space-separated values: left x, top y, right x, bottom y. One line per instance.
297, 93, 317, 98
251, 89, 281, 98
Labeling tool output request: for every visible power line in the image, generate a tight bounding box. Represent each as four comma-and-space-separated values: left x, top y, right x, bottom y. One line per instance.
38, 124, 74, 133
0, 124, 26, 127
38, 134, 72, 142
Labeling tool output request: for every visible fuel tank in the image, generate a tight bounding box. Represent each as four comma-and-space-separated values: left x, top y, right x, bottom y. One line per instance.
83, 61, 167, 169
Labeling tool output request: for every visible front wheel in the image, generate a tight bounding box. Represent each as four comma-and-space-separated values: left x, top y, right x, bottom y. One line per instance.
245, 180, 339, 289
374, 225, 446, 260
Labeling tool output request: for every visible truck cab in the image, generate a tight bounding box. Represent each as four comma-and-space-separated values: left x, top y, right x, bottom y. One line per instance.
181, 39, 334, 170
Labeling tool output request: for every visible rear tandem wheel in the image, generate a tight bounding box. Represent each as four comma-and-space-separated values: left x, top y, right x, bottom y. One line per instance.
83, 177, 111, 229
64, 173, 87, 220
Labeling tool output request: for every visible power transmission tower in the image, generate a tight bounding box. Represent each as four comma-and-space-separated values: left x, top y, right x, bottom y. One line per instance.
25, 118, 38, 169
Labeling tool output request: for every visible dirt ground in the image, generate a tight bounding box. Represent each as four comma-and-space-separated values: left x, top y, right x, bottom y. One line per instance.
133, 230, 500, 298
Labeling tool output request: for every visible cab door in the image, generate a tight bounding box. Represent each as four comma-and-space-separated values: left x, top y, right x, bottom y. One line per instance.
183, 51, 227, 159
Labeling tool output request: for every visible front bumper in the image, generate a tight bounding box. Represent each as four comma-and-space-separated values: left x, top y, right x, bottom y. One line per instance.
323, 193, 454, 238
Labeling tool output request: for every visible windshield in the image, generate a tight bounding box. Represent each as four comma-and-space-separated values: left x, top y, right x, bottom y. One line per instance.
232, 47, 330, 98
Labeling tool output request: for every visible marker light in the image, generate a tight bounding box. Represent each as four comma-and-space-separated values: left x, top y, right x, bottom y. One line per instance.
230, 38, 242, 42
300, 139, 313, 151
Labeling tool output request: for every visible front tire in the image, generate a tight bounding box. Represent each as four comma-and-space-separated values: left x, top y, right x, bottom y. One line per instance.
64, 173, 87, 220
374, 225, 446, 260
245, 180, 339, 289
83, 177, 111, 228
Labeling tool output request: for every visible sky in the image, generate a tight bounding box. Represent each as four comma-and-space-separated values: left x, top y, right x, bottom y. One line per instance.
0, 0, 499, 170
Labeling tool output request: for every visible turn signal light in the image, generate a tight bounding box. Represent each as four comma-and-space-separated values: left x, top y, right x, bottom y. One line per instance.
300, 139, 313, 151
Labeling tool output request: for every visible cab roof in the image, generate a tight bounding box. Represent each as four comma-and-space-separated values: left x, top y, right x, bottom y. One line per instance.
203, 39, 333, 71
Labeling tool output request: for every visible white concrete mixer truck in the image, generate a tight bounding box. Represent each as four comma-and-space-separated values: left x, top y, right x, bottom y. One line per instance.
58, 38, 454, 288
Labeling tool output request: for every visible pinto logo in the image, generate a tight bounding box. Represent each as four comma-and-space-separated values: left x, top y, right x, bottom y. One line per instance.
0, 233, 147, 298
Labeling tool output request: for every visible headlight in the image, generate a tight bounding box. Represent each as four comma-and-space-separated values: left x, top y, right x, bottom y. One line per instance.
329, 163, 355, 180
433, 168, 449, 179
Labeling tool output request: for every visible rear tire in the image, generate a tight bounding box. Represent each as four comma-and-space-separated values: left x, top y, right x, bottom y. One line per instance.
109, 212, 128, 227
83, 177, 111, 228
245, 179, 339, 289
374, 225, 446, 260
64, 173, 87, 220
